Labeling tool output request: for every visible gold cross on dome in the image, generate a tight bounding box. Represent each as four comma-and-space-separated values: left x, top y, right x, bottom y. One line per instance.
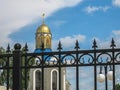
42, 13, 45, 24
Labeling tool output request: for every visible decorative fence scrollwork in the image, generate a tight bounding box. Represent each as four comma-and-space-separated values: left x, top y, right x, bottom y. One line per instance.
0, 38, 120, 90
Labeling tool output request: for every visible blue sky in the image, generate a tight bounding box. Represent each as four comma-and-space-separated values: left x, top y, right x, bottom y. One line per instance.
0, 0, 120, 90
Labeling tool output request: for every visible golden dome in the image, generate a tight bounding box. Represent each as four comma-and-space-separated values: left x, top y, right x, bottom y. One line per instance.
36, 23, 51, 33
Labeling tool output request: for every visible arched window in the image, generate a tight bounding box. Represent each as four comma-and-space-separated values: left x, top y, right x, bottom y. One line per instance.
45, 35, 51, 48
35, 70, 42, 90
52, 71, 57, 90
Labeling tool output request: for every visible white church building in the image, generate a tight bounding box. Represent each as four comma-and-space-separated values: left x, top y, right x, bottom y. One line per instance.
28, 15, 71, 90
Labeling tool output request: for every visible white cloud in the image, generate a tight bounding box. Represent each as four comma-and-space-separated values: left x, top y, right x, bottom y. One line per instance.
112, 30, 120, 35
91, 30, 120, 49
84, 6, 99, 14
0, 0, 83, 47
52, 34, 86, 50
91, 37, 110, 49
91, 36, 116, 49
111, 30, 120, 47
112, 0, 120, 7
84, 6, 110, 14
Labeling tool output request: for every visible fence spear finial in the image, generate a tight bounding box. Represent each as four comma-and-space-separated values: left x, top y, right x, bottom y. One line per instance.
74, 40, 80, 50
110, 38, 116, 49
57, 41, 62, 51
6, 44, 11, 53
24, 43, 28, 52
92, 39, 98, 49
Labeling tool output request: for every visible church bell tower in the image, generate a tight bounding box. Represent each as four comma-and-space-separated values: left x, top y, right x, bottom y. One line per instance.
35, 13, 52, 53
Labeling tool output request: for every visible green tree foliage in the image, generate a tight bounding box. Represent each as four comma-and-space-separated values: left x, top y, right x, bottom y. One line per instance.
0, 46, 13, 88
0, 47, 6, 85
0, 46, 35, 89
116, 84, 120, 90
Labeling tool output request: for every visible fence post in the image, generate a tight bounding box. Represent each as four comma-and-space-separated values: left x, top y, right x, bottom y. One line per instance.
12, 43, 22, 90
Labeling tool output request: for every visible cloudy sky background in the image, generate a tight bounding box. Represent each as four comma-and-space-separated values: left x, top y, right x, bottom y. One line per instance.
0, 0, 120, 90
0, 0, 120, 50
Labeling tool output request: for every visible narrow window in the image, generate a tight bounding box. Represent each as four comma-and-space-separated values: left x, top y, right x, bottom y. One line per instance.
35, 70, 41, 90
52, 71, 57, 90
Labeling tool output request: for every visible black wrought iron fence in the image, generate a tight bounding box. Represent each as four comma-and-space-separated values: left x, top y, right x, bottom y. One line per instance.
0, 39, 120, 90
